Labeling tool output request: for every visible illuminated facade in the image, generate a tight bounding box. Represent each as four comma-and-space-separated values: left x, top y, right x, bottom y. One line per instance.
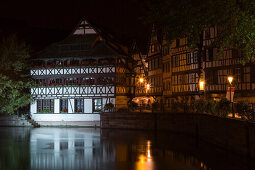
147, 26, 163, 108
133, 25, 255, 112
203, 27, 255, 103
30, 20, 129, 125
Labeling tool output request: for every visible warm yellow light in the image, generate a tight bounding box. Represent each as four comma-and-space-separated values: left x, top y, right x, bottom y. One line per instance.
199, 81, 205, 91
146, 84, 150, 90
228, 76, 233, 84
139, 78, 144, 83
147, 140, 151, 158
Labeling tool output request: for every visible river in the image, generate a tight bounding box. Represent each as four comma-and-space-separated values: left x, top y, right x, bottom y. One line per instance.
0, 127, 252, 170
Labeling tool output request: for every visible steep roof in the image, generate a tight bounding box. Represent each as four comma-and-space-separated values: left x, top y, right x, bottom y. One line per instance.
34, 19, 119, 59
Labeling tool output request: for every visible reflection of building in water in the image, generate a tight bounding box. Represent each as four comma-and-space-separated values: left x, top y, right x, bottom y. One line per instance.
30, 128, 115, 170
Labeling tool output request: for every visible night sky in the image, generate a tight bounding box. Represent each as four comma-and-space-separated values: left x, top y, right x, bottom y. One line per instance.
0, 0, 149, 51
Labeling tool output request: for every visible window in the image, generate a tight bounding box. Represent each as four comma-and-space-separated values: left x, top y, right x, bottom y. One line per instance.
159, 58, 162, 68
56, 78, 63, 85
93, 99, 102, 112
60, 99, 68, 113
151, 59, 155, 70
163, 46, 169, 55
155, 58, 158, 69
37, 99, 54, 113
176, 39, 180, 47
206, 48, 213, 61
205, 29, 210, 39
151, 44, 155, 53
75, 99, 84, 113
175, 56, 179, 67
189, 73, 196, 84
193, 52, 198, 63
148, 60, 151, 71
186, 53, 191, 64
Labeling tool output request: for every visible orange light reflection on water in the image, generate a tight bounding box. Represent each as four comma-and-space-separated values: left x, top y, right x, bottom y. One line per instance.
135, 140, 154, 170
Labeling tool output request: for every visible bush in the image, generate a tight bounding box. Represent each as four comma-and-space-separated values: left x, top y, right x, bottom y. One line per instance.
194, 99, 207, 113
152, 100, 160, 112
235, 100, 252, 120
216, 98, 231, 117
128, 101, 138, 112
172, 101, 189, 113
104, 103, 114, 111
207, 100, 217, 115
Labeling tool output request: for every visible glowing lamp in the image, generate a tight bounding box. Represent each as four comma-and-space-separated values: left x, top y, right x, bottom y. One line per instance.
228, 76, 233, 85
199, 81, 205, 91
139, 78, 144, 83
146, 84, 150, 90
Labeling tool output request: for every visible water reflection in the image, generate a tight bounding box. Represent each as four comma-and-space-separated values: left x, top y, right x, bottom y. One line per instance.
135, 140, 154, 170
0, 127, 253, 170
30, 128, 105, 170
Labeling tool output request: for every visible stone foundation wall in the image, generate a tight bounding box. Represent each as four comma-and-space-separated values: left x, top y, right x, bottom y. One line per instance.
0, 115, 32, 127
38, 121, 100, 127
101, 112, 255, 159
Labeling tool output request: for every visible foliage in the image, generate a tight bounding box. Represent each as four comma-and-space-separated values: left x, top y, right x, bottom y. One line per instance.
128, 101, 138, 111
0, 35, 34, 114
144, 0, 255, 62
194, 98, 207, 114
172, 100, 189, 113
61, 108, 68, 113
207, 100, 217, 115
235, 100, 253, 120
104, 103, 114, 111
216, 98, 231, 117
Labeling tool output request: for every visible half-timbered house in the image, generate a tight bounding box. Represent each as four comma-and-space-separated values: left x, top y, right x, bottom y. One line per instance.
147, 26, 163, 107
30, 20, 129, 126
203, 27, 255, 103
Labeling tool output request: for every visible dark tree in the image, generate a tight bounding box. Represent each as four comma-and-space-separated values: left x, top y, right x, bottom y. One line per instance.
0, 35, 34, 114
144, 0, 255, 63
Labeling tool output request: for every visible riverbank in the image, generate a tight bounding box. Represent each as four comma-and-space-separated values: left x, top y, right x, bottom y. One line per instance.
0, 115, 32, 127
101, 112, 255, 159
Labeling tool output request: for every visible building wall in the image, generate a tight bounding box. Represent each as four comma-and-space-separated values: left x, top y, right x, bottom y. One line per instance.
203, 26, 255, 102
31, 113, 100, 122
101, 112, 255, 158
30, 62, 121, 121
147, 26, 163, 105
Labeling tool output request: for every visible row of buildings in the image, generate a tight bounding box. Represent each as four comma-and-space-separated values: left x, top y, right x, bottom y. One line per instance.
134, 26, 255, 112
29, 20, 255, 125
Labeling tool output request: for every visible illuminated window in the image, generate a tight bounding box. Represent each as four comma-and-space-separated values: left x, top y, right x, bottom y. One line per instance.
75, 99, 84, 113
93, 98, 102, 112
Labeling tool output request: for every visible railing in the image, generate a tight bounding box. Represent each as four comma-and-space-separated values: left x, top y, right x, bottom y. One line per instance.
31, 65, 115, 76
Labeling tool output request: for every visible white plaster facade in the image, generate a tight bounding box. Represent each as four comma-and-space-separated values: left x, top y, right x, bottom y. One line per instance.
29, 19, 127, 125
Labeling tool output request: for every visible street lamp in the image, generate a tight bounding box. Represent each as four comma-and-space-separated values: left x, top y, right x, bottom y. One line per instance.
227, 76, 234, 118
199, 80, 205, 99
139, 77, 144, 83
146, 84, 150, 90
228, 76, 233, 85
199, 80, 205, 91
